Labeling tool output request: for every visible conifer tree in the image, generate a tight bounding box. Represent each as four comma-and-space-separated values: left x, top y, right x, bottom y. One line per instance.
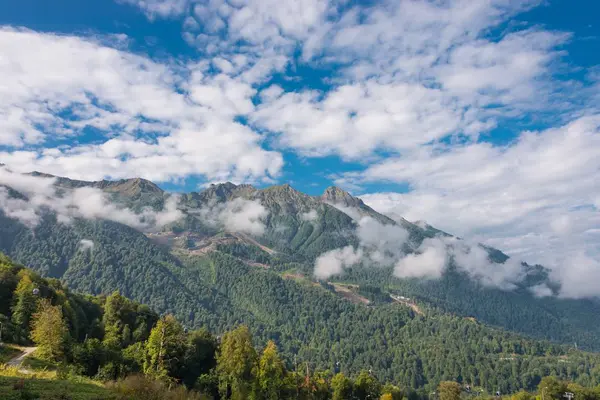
11, 274, 37, 330
216, 325, 258, 400
144, 314, 186, 380
257, 340, 285, 400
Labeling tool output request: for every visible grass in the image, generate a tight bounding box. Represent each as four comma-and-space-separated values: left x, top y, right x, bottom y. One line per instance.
0, 345, 21, 364
22, 354, 57, 371
0, 372, 116, 400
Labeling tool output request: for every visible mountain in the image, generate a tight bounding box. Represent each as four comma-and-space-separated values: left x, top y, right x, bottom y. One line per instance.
2, 170, 600, 392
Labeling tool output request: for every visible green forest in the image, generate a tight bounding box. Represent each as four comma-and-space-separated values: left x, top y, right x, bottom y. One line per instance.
3, 252, 600, 400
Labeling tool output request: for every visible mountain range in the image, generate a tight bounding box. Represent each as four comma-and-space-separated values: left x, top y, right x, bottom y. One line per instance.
1, 166, 600, 390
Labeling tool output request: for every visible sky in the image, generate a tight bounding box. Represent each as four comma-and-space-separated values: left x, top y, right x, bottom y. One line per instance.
0, 0, 598, 282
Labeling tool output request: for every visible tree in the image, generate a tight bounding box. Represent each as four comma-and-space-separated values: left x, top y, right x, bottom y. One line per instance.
72, 338, 107, 377
144, 314, 186, 380
30, 298, 69, 361
567, 382, 595, 400
381, 384, 403, 400
102, 291, 127, 349
216, 325, 258, 400
256, 340, 285, 400
332, 372, 353, 400
512, 391, 534, 400
354, 370, 382, 400
179, 328, 217, 388
11, 274, 37, 330
438, 381, 462, 400
538, 377, 568, 400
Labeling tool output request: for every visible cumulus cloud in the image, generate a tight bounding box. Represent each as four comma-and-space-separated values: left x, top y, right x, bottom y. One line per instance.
394, 238, 447, 280
314, 246, 363, 280
0, 168, 182, 230
314, 203, 411, 279
319, 199, 529, 287
549, 252, 600, 299
356, 216, 409, 265
248, 0, 575, 160
0, 28, 282, 184
358, 116, 600, 297
195, 198, 268, 236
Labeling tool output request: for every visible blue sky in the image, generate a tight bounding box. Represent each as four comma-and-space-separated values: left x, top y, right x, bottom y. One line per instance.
0, 0, 599, 288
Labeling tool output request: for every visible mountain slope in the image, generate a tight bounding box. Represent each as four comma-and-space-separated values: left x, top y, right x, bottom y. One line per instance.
1, 171, 600, 357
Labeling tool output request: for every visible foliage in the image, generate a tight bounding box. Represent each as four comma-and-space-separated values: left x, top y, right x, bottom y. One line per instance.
110, 374, 208, 400
11, 274, 37, 331
216, 325, 258, 400
332, 372, 353, 400
30, 299, 70, 361
438, 381, 462, 400
256, 340, 285, 400
354, 370, 382, 400
144, 315, 186, 381
0, 374, 115, 400
0, 345, 20, 364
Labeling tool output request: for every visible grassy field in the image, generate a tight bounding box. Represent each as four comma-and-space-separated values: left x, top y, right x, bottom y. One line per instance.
0, 374, 116, 400
0, 345, 21, 364
0, 345, 204, 399
0, 350, 116, 400
21, 354, 57, 371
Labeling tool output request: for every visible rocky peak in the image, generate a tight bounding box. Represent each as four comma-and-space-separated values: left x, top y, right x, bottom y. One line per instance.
258, 183, 318, 213
99, 177, 163, 196
198, 182, 258, 203
321, 186, 365, 208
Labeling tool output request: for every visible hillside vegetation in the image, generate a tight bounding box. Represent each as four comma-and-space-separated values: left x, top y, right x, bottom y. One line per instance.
2, 253, 600, 397
2, 254, 600, 400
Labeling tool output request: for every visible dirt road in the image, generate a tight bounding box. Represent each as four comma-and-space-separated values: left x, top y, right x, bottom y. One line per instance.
6, 346, 36, 367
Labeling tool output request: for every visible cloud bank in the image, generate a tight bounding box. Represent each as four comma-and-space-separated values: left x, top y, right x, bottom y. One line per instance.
359, 116, 600, 298
316, 202, 528, 292
0, 168, 182, 230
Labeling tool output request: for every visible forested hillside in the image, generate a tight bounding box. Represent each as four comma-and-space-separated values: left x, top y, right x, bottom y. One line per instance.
2, 170, 600, 394
2, 252, 600, 396
2, 173, 600, 352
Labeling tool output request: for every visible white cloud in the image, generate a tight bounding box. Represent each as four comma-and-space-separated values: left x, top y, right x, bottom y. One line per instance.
79, 239, 95, 251
314, 245, 363, 280
0, 28, 282, 184
0, 168, 182, 230
359, 115, 600, 297
530, 284, 553, 297
314, 203, 411, 279
252, 82, 469, 158
195, 198, 268, 236
356, 216, 409, 265
247, 0, 574, 160
118, 0, 189, 19
550, 252, 600, 299
394, 238, 447, 280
